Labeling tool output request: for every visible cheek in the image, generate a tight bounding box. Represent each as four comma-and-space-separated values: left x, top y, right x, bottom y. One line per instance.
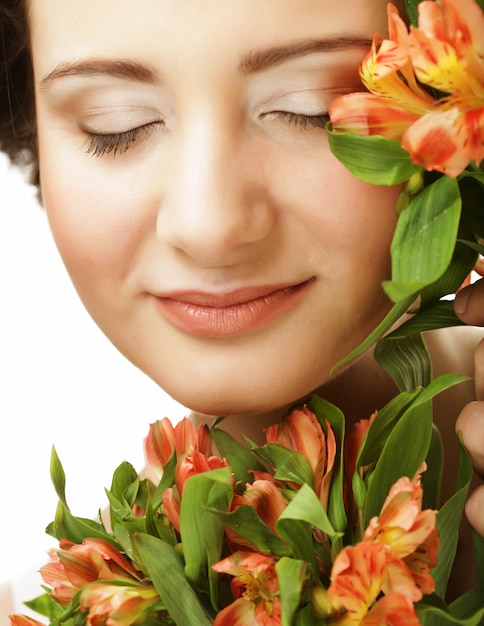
270, 143, 399, 277
40, 150, 151, 301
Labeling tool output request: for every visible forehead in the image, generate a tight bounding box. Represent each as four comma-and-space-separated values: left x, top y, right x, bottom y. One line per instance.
29, 0, 391, 77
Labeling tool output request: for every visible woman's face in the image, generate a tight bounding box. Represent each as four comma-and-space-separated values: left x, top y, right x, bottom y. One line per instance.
31, 0, 399, 415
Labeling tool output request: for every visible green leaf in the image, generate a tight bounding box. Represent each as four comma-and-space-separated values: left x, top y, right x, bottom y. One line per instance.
421, 425, 444, 510
386, 301, 465, 339
405, 0, 422, 26
473, 530, 484, 589
460, 169, 484, 184
276, 558, 308, 626
432, 436, 474, 598
276, 484, 343, 573
50, 446, 68, 508
458, 239, 484, 256
384, 177, 462, 301
179, 467, 233, 603
418, 593, 484, 626
327, 128, 420, 184
133, 533, 214, 626
450, 587, 484, 622
310, 396, 347, 533
413, 373, 469, 406
294, 603, 326, 626
332, 293, 417, 373
48, 448, 111, 544
364, 399, 433, 522
374, 332, 431, 392
419, 241, 477, 310
250, 443, 313, 486
356, 389, 421, 469
109, 461, 139, 503
25, 592, 64, 620
212, 428, 266, 489
214, 504, 292, 556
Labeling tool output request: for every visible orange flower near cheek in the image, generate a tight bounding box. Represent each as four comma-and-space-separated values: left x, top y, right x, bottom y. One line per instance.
330, 0, 484, 177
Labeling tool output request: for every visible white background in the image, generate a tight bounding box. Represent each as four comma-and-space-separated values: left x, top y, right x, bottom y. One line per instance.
0, 154, 186, 604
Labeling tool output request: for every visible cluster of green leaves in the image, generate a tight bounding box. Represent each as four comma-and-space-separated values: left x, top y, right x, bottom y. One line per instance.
327, 129, 484, 379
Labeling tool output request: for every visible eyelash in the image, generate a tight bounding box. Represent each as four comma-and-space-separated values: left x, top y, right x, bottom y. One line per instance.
84, 122, 161, 158
273, 111, 330, 130
83, 111, 329, 158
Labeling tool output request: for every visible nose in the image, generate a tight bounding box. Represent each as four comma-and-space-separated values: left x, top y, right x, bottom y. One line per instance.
156, 116, 274, 267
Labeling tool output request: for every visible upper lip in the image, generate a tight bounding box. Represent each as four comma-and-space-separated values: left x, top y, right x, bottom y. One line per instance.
153, 279, 313, 308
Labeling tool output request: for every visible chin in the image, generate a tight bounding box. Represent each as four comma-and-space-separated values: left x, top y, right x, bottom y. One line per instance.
161, 376, 317, 418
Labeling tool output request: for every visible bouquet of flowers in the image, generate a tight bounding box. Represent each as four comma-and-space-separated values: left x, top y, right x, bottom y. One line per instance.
9, 0, 484, 624
9, 391, 484, 626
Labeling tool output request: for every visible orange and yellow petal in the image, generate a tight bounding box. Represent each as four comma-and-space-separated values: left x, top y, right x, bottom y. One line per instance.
361, 593, 421, 626
330, 92, 420, 139
401, 105, 483, 175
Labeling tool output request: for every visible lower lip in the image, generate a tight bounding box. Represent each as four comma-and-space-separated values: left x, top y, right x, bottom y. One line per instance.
152, 281, 313, 337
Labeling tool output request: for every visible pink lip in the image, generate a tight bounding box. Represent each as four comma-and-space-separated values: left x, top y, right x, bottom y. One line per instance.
152, 279, 314, 337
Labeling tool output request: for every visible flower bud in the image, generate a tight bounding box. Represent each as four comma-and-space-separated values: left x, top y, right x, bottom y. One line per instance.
405, 169, 425, 197
310, 583, 337, 619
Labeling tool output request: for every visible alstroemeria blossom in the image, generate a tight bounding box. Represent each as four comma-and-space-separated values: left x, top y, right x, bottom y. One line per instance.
327, 542, 421, 625
40, 538, 142, 605
143, 417, 211, 484
212, 551, 281, 626
343, 413, 376, 526
163, 449, 229, 532
226, 478, 287, 550
80, 582, 160, 626
329, 0, 484, 176
265, 406, 336, 508
363, 475, 438, 597
9, 617, 45, 626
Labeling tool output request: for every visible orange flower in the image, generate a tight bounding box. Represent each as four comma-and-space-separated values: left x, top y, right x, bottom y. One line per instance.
363, 476, 438, 598
343, 413, 376, 526
329, 0, 484, 176
327, 542, 421, 625
9, 617, 46, 626
359, 593, 421, 626
162, 450, 228, 532
143, 417, 211, 484
80, 582, 159, 626
40, 538, 142, 605
212, 551, 281, 626
225, 479, 287, 550
265, 407, 336, 509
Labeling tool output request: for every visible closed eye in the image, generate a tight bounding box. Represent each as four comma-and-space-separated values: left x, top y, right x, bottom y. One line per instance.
266, 111, 330, 130
83, 121, 163, 157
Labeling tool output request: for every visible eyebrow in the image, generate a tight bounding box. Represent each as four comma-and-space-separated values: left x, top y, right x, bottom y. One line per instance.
238, 37, 373, 74
39, 59, 159, 89
39, 36, 372, 88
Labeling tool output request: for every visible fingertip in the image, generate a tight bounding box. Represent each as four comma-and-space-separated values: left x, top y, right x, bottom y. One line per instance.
454, 286, 471, 317
465, 484, 484, 537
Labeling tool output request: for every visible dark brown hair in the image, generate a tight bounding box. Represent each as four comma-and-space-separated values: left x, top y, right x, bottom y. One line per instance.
0, 0, 38, 183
